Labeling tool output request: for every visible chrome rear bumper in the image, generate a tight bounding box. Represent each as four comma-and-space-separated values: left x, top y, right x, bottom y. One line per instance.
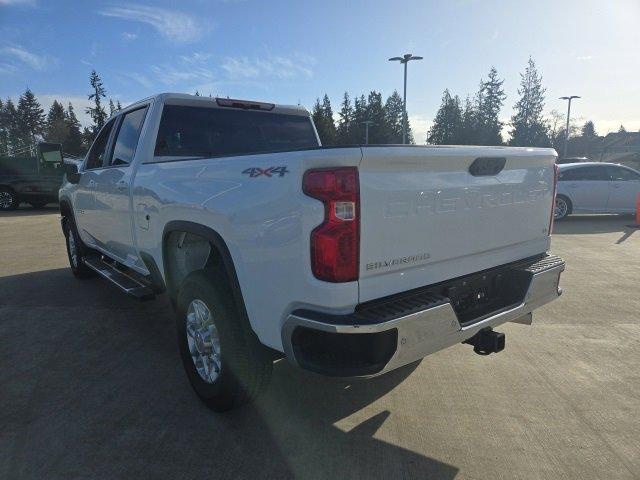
282, 254, 564, 377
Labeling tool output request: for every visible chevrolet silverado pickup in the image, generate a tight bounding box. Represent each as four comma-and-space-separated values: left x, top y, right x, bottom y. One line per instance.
59, 93, 565, 411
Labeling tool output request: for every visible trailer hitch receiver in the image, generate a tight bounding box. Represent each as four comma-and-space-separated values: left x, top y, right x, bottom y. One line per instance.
463, 328, 505, 355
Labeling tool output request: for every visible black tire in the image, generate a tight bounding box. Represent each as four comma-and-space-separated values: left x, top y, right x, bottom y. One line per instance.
0, 187, 18, 211
176, 270, 272, 412
554, 195, 572, 221
62, 217, 96, 278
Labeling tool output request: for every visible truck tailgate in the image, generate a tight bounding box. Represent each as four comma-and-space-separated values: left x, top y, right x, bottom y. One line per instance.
358, 146, 556, 302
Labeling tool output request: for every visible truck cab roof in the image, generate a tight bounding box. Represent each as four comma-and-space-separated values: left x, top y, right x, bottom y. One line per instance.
120, 93, 310, 118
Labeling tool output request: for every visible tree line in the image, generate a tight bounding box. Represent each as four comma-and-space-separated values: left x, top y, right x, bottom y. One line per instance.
313, 57, 628, 152
424, 58, 550, 147
0, 61, 632, 158
312, 90, 414, 145
425, 57, 635, 152
0, 69, 120, 157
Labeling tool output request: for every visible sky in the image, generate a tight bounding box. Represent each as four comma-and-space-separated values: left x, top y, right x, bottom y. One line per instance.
1, 0, 639, 143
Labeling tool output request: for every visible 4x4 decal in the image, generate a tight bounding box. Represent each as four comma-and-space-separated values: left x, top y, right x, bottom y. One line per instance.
242, 166, 290, 178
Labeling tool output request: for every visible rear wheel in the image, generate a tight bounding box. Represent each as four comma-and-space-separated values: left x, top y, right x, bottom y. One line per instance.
0, 187, 18, 211
554, 195, 571, 220
176, 270, 272, 411
62, 217, 96, 278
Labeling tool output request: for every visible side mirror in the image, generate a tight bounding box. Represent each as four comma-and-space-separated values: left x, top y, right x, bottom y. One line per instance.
62, 162, 81, 184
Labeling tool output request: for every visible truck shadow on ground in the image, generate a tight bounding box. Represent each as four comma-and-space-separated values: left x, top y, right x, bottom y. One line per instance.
0, 268, 458, 480
553, 214, 636, 237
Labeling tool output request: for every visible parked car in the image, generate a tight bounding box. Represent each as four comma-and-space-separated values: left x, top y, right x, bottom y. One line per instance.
0, 143, 75, 211
555, 162, 640, 219
59, 93, 565, 411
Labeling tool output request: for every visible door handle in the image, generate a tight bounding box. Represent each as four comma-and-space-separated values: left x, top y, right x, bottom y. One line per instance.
611, 183, 620, 189
88, 180, 96, 188
568, 184, 577, 189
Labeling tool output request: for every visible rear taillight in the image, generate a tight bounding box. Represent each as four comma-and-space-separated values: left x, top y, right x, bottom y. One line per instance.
549, 163, 559, 234
303, 167, 359, 282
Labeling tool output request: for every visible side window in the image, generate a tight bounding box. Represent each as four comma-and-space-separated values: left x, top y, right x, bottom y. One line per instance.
558, 168, 582, 181
109, 106, 148, 166
607, 166, 640, 181
560, 166, 609, 181
85, 119, 116, 170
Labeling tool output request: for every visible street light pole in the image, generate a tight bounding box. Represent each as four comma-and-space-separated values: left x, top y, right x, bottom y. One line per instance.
403, 61, 408, 143
559, 95, 580, 159
361, 120, 374, 145
389, 53, 423, 144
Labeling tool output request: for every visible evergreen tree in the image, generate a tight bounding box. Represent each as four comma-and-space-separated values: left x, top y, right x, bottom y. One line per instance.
509, 58, 550, 147
311, 95, 336, 145
427, 90, 463, 145
16, 88, 45, 153
460, 96, 478, 145
365, 91, 389, 144
86, 70, 107, 135
2, 99, 19, 155
476, 66, 506, 145
571, 120, 599, 158
618, 125, 626, 133
311, 99, 323, 132
45, 100, 68, 145
352, 95, 367, 144
116, 100, 122, 111
321, 94, 336, 145
581, 120, 596, 137
109, 99, 116, 116
64, 103, 84, 155
336, 92, 354, 145
384, 90, 405, 144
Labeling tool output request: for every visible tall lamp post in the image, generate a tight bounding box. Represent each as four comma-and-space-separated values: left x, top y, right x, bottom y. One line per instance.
559, 95, 580, 159
389, 53, 423, 144
361, 120, 374, 145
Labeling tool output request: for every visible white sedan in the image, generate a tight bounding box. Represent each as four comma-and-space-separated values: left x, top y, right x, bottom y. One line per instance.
555, 162, 640, 219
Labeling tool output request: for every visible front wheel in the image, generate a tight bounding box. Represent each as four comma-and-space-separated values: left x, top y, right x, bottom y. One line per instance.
554, 195, 571, 220
176, 270, 272, 412
62, 218, 96, 278
0, 187, 18, 211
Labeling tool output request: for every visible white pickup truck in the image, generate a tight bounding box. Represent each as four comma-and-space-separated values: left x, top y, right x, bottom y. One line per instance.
59, 93, 565, 411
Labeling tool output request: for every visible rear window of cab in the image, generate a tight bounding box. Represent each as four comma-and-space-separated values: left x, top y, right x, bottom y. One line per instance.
154, 105, 319, 158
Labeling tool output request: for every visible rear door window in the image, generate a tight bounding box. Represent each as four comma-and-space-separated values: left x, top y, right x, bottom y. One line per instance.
109, 106, 148, 166
559, 166, 609, 181
154, 105, 319, 158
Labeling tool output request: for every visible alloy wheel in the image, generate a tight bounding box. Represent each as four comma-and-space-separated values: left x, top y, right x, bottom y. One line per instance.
0, 191, 13, 210
67, 228, 79, 268
554, 197, 568, 219
186, 299, 222, 384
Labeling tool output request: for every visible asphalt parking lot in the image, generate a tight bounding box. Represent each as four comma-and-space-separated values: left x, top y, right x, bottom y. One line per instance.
1, 207, 639, 480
